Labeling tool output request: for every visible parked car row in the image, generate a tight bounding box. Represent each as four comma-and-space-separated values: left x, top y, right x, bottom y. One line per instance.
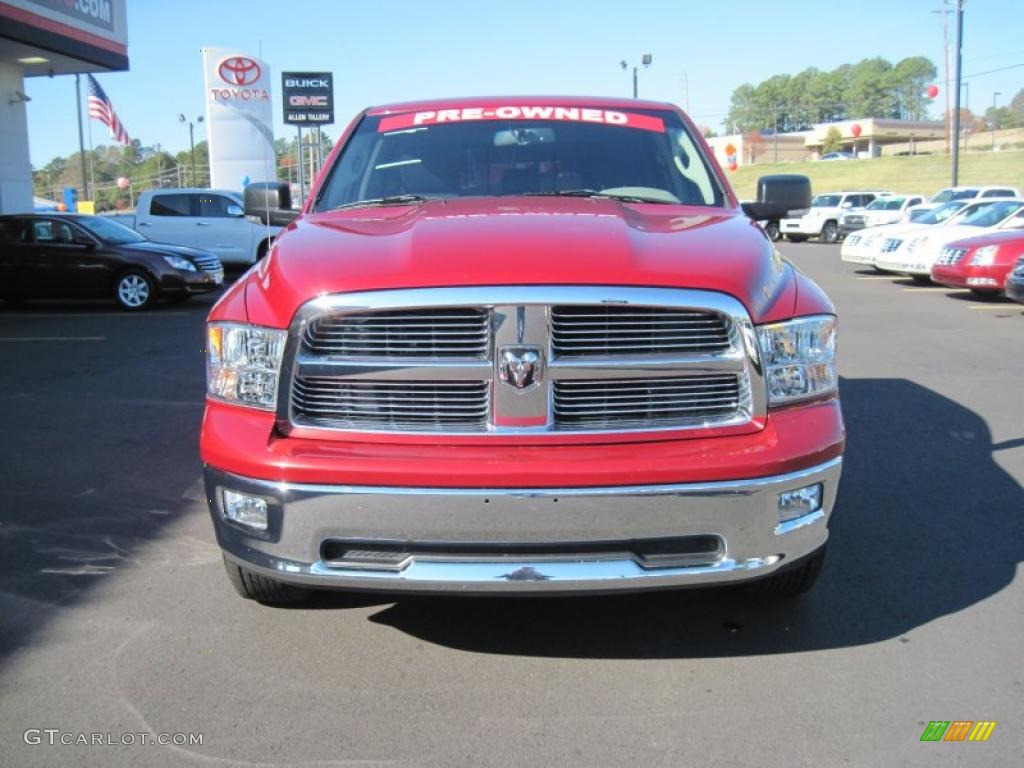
837, 196, 1024, 303
780, 185, 1022, 245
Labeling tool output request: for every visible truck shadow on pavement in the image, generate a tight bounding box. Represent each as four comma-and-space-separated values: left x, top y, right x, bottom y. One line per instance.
363, 376, 1024, 658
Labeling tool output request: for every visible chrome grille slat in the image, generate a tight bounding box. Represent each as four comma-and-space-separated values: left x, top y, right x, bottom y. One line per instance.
550, 306, 731, 357
292, 378, 489, 429
554, 375, 741, 427
304, 308, 488, 358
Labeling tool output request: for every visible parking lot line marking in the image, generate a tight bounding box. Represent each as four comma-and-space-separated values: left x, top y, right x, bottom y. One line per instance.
0, 312, 189, 318
968, 304, 1020, 310
0, 337, 105, 342
855, 276, 896, 280
901, 287, 961, 292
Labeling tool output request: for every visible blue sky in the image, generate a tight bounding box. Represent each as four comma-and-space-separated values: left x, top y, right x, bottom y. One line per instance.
23, 0, 1024, 167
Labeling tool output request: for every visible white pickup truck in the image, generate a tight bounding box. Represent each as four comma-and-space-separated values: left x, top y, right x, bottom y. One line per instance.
111, 188, 281, 265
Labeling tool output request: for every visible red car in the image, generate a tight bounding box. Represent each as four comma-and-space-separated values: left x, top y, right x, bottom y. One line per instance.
201, 97, 844, 603
931, 228, 1024, 294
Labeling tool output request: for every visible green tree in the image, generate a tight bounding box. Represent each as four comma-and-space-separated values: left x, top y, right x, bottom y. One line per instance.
821, 126, 844, 153
891, 57, 938, 120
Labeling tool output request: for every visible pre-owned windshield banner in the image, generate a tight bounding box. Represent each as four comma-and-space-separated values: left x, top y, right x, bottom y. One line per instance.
378, 106, 665, 133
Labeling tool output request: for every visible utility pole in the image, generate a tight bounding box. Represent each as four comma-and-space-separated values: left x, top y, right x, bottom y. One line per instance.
991, 91, 1001, 151
178, 114, 204, 187
933, 1, 952, 154
951, 0, 964, 185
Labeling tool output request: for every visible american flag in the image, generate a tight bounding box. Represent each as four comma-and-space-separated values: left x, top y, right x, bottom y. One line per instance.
87, 74, 130, 146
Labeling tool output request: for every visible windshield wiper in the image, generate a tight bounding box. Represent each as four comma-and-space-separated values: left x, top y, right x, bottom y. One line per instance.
523, 189, 676, 204
331, 194, 432, 211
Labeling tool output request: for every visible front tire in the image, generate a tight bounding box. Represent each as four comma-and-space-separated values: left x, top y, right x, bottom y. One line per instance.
743, 546, 826, 598
763, 220, 780, 242
222, 555, 312, 604
114, 271, 156, 311
820, 221, 839, 244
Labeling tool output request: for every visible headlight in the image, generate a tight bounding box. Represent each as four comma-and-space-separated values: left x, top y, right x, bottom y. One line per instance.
163, 255, 196, 271
206, 323, 287, 409
757, 316, 837, 406
907, 236, 929, 254
969, 245, 999, 266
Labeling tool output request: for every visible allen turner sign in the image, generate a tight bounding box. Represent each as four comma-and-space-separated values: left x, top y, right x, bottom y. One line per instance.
282, 72, 334, 125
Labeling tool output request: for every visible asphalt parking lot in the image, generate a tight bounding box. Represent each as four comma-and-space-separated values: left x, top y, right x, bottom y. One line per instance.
1, 246, 1022, 767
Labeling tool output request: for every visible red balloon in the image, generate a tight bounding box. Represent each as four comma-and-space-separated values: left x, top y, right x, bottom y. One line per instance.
851, 124, 862, 138
926, 84, 939, 99
727, 161, 738, 172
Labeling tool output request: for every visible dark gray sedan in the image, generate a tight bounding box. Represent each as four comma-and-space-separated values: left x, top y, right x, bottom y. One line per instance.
0, 214, 223, 310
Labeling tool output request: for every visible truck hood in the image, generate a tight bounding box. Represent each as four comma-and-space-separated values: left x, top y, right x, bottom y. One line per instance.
243, 197, 797, 327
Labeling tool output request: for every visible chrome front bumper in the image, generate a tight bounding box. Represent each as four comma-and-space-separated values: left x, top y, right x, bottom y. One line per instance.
205, 457, 842, 594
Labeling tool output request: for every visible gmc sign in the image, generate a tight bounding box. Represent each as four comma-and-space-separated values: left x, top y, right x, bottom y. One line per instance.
281, 71, 334, 125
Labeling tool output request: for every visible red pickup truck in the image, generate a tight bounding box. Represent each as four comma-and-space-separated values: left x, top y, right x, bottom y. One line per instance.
201, 97, 843, 603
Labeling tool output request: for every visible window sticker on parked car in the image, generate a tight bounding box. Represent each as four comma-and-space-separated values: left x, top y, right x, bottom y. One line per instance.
378, 106, 665, 133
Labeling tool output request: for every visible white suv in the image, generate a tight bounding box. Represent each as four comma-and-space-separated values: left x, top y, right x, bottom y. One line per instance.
781, 192, 882, 244
909, 185, 1021, 215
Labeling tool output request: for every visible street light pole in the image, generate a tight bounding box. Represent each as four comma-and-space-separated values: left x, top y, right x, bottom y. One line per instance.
991, 91, 1001, 151
178, 114, 205, 187
950, 0, 964, 186
620, 54, 652, 99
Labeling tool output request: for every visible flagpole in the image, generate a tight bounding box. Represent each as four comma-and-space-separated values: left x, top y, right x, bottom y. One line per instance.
75, 74, 89, 201
86, 91, 95, 199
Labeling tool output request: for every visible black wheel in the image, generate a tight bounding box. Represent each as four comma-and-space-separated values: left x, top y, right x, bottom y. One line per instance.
222, 555, 312, 604
763, 220, 780, 242
786, 235, 808, 243
114, 271, 157, 311
743, 546, 826, 598
910, 274, 931, 285
166, 293, 192, 305
820, 221, 839, 244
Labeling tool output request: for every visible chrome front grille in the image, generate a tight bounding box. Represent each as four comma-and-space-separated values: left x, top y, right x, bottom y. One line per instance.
191, 252, 223, 279
292, 378, 489, 430
282, 287, 765, 435
553, 374, 744, 428
304, 309, 488, 358
550, 306, 731, 357
935, 247, 967, 266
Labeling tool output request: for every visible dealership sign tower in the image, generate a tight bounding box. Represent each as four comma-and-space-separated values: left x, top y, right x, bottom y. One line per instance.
202, 48, 275, 190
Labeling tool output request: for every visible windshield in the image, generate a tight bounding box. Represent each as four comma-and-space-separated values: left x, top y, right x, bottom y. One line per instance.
811, 195, 842, 208
958, 200, 1023, 227
315, 107, 725, 210
917, 201, 967, 225
932, 188, 977, 203
77, 215, 146, 244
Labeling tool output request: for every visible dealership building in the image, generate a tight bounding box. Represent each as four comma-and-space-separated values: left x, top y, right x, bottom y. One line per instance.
0, 0, 129, 214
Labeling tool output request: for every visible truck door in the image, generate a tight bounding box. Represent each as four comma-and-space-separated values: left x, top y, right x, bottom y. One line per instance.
194, 193, 252, 264
141, 193, 198, 248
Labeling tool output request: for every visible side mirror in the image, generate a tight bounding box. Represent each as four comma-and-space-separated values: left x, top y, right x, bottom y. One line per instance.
740, 174, 811, 221
243, 182, 298, 227
226, 204, 244, 217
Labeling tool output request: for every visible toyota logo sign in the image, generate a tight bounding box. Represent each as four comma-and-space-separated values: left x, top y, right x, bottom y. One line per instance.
218, 56, 262, 86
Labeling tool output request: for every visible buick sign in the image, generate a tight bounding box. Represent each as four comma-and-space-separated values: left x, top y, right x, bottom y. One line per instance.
282, 71, 334, 125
